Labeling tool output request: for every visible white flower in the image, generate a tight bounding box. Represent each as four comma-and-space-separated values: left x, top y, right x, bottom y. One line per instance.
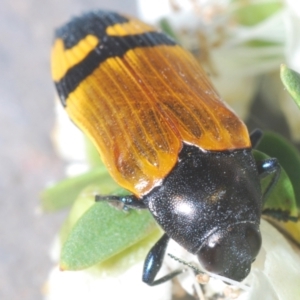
52, 98, 90, 176
138, 0, 300, 139
44, 261, 172, 300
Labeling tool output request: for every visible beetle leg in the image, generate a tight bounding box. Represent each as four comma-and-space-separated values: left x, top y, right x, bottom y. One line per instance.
142, 233, 184, 286
262, 208, 299, 222
251, 129, 283, 205
95, 194, 147, 209
250, 128, 263, 148
256, 158, 281, 203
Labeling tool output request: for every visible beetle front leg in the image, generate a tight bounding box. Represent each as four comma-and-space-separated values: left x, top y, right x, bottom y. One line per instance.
143, 233, 184, 286
250, 129, 282, 204
256, 158, 281, 203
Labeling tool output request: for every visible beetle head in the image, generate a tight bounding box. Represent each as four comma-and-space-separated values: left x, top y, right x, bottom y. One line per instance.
197, 223, 261, 281
144, 145, 263, 282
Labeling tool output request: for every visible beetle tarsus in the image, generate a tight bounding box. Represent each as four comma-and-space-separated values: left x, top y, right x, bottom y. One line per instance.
262, 208, 299, 222
95, 194, 147, 209
146, 269, 185, 286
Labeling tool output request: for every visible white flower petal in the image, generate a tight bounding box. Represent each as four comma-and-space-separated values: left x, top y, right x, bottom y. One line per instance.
45, 262, 172, 300
52, 99, 88, 165
253, 220, 300, 300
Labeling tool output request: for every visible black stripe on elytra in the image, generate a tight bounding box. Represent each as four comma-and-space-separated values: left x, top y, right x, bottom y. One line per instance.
56, 31, 176, 106
55, 11, 129, 49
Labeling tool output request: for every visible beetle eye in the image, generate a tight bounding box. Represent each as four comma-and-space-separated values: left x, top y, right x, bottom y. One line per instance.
197, 224, 262, 282
197, 232, 226, 275
245, 225, 261, 259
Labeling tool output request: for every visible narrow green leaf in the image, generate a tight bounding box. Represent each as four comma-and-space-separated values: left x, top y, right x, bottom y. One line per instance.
41, 167, 120, 211
231, 1, 282, 27
60, 200, 157, 270
256, 131, 300, 209
84, 136, 105, 168
280, 64, 300, 108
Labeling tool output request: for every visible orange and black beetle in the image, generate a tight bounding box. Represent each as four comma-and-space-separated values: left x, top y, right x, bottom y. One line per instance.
51, 11, 280, 285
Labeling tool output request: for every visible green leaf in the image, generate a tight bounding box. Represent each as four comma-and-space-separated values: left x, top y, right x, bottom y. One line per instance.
84, 136, 105, 168
159, 18, 178, 41
256, 131, 300, 209
95, 228, 161, 276
253, 149, 300, 245
253, 150, 297, 217
41, 167, 121, 211
231, 1, 282, 27
280, 64, 300, 109
60, 200, 158, 270
58, 184, 130, 244
59, 187, 97, 244
244, 40, 280, 48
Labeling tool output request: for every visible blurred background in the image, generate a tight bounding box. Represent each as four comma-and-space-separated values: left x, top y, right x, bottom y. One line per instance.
0, 1, 136, 299
1, 0, 299, 299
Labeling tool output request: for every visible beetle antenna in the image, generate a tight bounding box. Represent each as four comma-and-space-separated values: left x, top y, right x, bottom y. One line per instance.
167, 253, 251, 292
167, 253, 204, 275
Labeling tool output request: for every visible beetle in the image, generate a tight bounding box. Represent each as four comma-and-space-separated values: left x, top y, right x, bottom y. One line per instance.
51, 10, 280, 285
